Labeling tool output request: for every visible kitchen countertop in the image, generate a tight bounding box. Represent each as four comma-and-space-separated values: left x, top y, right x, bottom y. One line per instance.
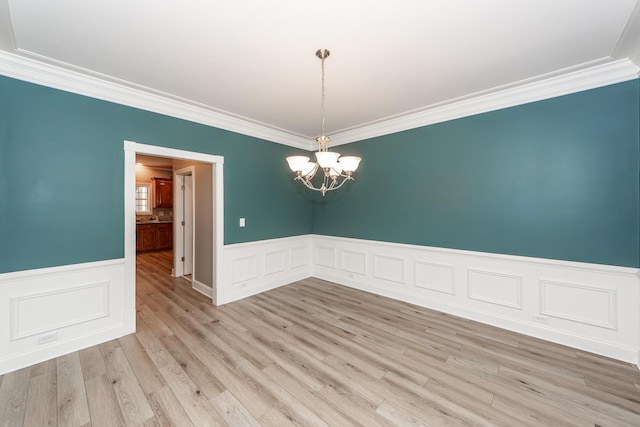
136, 220, 173, 224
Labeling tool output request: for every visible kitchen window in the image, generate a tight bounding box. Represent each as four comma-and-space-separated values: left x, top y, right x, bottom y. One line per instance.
136, 183, 152, 214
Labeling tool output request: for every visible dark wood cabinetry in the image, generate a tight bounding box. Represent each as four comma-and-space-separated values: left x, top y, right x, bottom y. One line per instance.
136, 224, 156, 252
153, 178, 173, 208
155, 223, 173, 250
136, 222, 173, 252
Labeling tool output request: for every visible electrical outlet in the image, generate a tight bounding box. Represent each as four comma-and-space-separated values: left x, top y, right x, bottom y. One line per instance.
38, 332, 58, 345
240, 282, 247, 289
348, 273, 355, 279
533, 314, 549, 324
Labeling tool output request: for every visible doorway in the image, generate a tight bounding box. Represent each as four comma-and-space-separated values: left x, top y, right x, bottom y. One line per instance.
123, 141, 224, 334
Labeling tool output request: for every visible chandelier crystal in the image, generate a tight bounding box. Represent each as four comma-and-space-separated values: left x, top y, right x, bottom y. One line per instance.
286, 49, 361, 196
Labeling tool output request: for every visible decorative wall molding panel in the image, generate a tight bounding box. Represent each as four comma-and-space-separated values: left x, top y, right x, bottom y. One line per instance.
540, 279, 617, 330
414, 261, 456, 295
11, 281, 110, 340
342, 250, 367, 276
291, 245, 309, 269
232, 255, 259, 284
221, 235, 312, 304
311, 235, 640, 364
0, 259, 125, 375
468, 269, 523, 310
315, 246, 337, 269
373, 254, 406, 284
265, 250, 287, 276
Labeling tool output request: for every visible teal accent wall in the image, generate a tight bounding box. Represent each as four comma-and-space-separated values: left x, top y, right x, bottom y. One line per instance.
313, 80, 640, 268
0, 76, 312, 273
1, 75, 638, 273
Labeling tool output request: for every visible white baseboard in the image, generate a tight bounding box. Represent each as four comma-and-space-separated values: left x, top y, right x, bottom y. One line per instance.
0, 259, 126, 375
221, 235, 312, 305
0, 324, 125, 375
192, 279, 213, 298
311, 235, 640, 364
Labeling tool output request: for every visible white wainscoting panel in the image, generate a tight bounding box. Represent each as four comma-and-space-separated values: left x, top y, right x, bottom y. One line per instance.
265, 250, 286, 276
414, 261, 455, 295
540, 279, 617, 330
232, 256, 259, 284
373, 255, 406, 284
342, 250, 367, 276
0, 259, 125, 375
291, 245, 309, 269
12, 282, 110, 340
221, 235, 312, 304
311, 235, 640, 364
468, 269, 523, 310
3, 234, 640, 374
316, 246, 337, 269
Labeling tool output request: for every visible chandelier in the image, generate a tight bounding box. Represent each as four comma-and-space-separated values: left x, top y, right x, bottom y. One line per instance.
286, 49, 361, 196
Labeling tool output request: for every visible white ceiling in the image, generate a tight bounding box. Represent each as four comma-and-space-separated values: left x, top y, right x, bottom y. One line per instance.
1, 0, 639, 146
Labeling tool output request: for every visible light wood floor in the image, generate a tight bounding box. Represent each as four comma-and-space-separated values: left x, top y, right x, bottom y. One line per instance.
2, 250, 640, 426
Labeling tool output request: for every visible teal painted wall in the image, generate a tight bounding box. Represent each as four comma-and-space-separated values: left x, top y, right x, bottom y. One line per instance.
313, 80, 640, 268
0, 76, 312, 273
1, 75, 638, 273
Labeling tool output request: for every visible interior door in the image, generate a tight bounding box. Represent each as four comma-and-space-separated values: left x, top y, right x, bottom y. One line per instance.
183, 174, 194, 275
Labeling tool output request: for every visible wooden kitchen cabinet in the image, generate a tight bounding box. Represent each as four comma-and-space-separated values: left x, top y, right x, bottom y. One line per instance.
155, 223, 173, 250
136, 224, 156, 252
136, 222, 173, 252
153, 178, 173, 208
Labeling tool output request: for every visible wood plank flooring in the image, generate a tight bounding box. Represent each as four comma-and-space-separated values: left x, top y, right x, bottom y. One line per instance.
2, 249, 640, 426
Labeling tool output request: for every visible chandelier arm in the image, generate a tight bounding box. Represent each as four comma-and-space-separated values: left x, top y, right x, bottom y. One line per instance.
329, 177, 350, 191
294, 175, 354, 193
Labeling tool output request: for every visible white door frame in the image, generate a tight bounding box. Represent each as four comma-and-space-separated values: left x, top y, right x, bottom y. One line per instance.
174, 166, 194, 279
123, 140, 224, 334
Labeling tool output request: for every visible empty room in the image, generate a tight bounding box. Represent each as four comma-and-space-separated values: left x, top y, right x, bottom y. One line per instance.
1, 1, 640, 425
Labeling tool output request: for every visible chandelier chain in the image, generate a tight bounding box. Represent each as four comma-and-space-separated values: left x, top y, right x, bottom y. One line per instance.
320, 52, 326, 144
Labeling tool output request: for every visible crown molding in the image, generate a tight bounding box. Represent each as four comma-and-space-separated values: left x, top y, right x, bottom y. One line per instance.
0, 50, 637, 151
329, 58, 640, 146
0, 51, 311, 150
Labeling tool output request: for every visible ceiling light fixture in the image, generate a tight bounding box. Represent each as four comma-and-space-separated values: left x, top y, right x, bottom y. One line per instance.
286, 49, 361, 196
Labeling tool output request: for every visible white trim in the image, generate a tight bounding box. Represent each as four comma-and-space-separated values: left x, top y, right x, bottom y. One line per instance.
11, 281, 110, 340
0, 51, 309, 149
540, 279, 618, 330
220, 235, 312, 305
0, 259, 125, 375
123, 140, 225, 318
0, 258, 123, 281
192, 280, 213, 298
173, 166, 195, 279
329, 58, 640, 146
1, 51, 638, 150
309, 235, 639, 277
467, 269, 523, 310
0, 324, 123, 376
414, 261, 456, 295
